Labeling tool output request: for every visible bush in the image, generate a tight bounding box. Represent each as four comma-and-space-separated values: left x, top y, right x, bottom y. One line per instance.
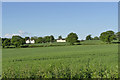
74, 42, 81, 45
6, 46, 15, 48
20, 45, 29, 48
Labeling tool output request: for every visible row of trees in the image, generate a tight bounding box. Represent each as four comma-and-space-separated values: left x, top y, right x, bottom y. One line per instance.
86, 35, 99, 40
2, 36, 25, 48
86, 31, 120, 43
2, 35, 56, 48
2, 32, 79, 48
25, 35, 55, 43
2, 30, 120, 48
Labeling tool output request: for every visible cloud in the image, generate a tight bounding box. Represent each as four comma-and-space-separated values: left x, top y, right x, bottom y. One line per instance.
5, 33, 21, 38
18, 30, 29, 36
4, 30, 30, 38
4, 34, 13, 38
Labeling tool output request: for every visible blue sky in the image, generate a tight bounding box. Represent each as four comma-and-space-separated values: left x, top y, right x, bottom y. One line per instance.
2, 2, 118, 40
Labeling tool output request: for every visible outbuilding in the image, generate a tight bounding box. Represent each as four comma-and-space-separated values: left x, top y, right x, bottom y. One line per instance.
56, 39, 66, 42
26, 39, 35, 44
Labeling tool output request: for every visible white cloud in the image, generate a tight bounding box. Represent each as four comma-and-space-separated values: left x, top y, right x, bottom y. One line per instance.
12, 34, 21, 36
4, 30, 30, 38
4, 34, 13, 38
18, 30, 29, 36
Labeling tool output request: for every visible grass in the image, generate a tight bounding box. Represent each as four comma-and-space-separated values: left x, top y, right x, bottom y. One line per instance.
28, 42, 71, 47
2, 44, 118, 78
80, 40, 106, 45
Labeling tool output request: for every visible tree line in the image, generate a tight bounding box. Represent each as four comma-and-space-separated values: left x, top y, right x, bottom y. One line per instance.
1, 30, 120, 48
86, 30, 120, 44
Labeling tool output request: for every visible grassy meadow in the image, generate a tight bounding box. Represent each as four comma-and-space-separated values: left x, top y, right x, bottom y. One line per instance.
2, 41, 118, 78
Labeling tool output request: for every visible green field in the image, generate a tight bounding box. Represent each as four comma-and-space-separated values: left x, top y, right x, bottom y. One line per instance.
80, 40, 106, 45
2, 44, 118, 78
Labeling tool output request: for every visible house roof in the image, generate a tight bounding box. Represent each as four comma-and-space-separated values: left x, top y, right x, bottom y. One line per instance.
56, 38, 66, 40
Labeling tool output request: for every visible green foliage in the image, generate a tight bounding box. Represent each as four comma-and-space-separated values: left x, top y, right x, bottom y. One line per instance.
36, 37, 43, 43
31, 36, 38, 43
93, 36, 99, 40
66, 32, 78, 45
50, 35, 55, 42
100, 30, 115, 43
11, 36, 22, 44
31, 36, 38, 40
14, 42, 21, 48
81, 40, 105, 45
86, 35, 92, 40
2, 38, 7, 44
2, 39, 11, 48
11, 36, 25, 47
116, 32, 120, 41
25, 37, 30, 41
43, 36, 51, 43
20, 38, 25, 45
28, 42, 70, 47
58, 36, 62, 39
2, 44, 118, 78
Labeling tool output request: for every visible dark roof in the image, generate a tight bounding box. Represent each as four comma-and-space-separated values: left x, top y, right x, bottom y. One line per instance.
56, 38, 66, 40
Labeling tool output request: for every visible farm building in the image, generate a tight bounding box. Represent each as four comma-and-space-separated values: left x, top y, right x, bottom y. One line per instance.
56, 39, 66, 42
26, 40, 35, 44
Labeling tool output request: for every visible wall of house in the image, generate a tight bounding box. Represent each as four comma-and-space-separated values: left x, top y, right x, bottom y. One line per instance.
57, 39, 66, 42
26, 40, 35, 44
31, 40, 35, 44
26, 40, 30, 44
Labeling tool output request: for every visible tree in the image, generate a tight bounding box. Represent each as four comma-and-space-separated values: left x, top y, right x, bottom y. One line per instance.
14, 42, 21, 47
20, 38, 25, 45
31, 37, 35, 40
11, 36, 22, 44
31, 36, 38, 43
43, 36, 50, 43
2, 38, 8, 44
25, 37, 30, 41
66, 32, 78, 45
58, 36, 62, 39
2, 39, 11, 48
100, 30, 115, 43
93, 36, 99, 40
31, 36, 38, 40
50, 35, 55, 42
116, 32, 120, 41
86, 35, 92, 40
11, 36, 24, 47
0, 37, 1, 46
36, 37, 43, 43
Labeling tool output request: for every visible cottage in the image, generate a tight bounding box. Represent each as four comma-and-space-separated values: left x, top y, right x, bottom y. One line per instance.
56, 39, 66, 42
26, 40, 30, 44
26, 40, 35, 44
31, 40, 35, 44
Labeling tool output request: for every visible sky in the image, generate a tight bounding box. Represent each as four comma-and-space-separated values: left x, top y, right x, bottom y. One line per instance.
2, 0, 120, 2
2, 2, 118, 40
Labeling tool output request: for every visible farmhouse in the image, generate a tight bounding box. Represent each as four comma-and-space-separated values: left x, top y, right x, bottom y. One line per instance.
56, 39, 66, 42
26, 39, 35, 44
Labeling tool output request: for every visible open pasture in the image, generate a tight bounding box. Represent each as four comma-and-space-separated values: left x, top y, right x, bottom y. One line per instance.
2, 44, 118, 78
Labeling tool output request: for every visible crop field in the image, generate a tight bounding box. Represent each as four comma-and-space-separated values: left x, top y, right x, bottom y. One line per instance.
2, 44, 118, 78
80, 40, 105, 45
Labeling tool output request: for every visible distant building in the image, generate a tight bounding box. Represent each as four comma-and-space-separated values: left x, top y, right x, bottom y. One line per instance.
26, 40, 30, 44
56, 39, 66, 42
26, 39, 35, 44
31, 40, 35, 44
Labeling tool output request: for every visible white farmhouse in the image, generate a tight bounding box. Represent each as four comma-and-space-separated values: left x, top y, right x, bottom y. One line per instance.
26, 40, 35, 44
56, 39, 66, 42
30, 40, 35, 44
26, 40, 30, 44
